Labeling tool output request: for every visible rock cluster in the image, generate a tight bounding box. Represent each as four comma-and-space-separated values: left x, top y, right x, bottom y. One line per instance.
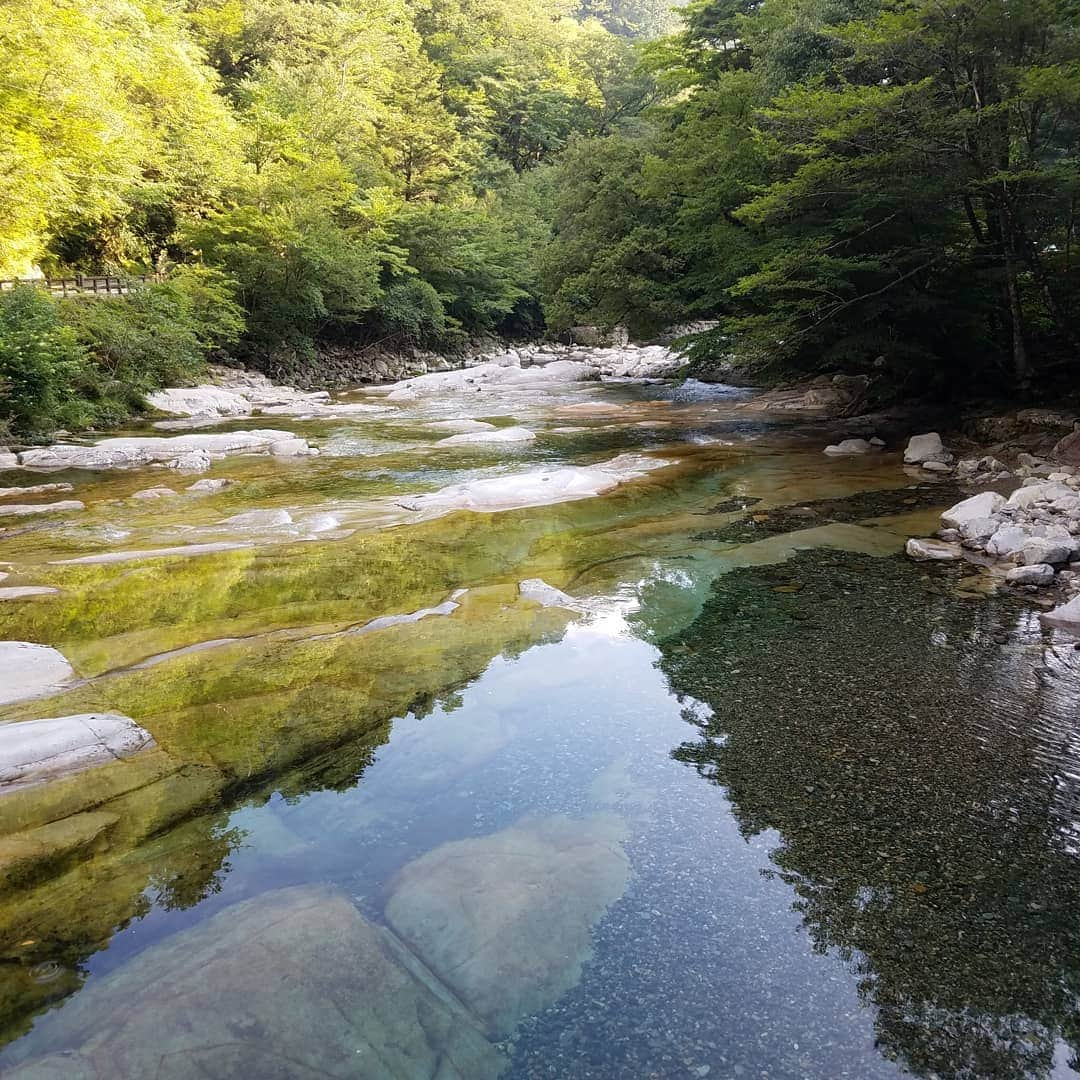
906, 446, 1080, 623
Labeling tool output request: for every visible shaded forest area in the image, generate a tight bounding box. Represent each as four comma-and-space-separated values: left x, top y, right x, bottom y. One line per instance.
1, 0, 1078, 435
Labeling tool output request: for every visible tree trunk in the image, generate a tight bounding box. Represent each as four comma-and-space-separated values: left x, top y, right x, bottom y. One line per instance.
1003, 244, 1030, 394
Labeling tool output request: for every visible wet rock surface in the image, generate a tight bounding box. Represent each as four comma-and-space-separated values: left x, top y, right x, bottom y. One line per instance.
3, 885, 507, 1079
385, 814, 630, 1038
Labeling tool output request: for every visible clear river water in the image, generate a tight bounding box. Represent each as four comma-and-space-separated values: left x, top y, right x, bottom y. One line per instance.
0, 368, 1078, 1079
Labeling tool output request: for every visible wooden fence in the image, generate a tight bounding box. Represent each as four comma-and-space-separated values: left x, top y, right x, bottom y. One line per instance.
0, 274, 163, 298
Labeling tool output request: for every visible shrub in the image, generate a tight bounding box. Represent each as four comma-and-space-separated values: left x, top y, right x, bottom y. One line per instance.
0, 286, 96, 437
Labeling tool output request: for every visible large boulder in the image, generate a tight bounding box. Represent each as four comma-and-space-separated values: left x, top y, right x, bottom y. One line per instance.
1051, 429, 1080, 467
1016, 536, 1076, 566
0, 714, 153, 789
145, 386, 251, 418
385, 814, 630, 1038
941, 491, 1005, 530
904, 432, 952, 465
3, 885, 506, 1079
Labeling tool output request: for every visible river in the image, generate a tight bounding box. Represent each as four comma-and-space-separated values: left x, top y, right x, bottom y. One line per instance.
0, 361, 1078, 1079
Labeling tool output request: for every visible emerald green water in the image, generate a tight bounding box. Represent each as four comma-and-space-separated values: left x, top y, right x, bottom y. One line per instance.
0, 375, 1078, 1078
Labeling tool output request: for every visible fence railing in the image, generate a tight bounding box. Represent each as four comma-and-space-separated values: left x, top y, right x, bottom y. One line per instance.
0, 274, 163, 298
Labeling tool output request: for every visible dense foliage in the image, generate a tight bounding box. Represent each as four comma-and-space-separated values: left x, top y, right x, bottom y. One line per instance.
2, 0, 1077, 436
547, 0, 1080, 394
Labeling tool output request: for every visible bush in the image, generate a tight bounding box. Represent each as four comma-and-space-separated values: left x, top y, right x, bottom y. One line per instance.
0, 286, 96, 437
62, 269, 243, 391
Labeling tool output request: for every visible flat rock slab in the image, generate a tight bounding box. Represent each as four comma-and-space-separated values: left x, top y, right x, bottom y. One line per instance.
438, 426, 537, 446
398, 453, 668, 516
18, 430, 314, 471
385, 813, 630, 1038
0, 714, 154, 789
0, 484, 74, 500
0, 642, 76, 707
0, 588, 60, 601
4, 885, 506, 1079
0, 501, 84, 518
52, 542, 251, 566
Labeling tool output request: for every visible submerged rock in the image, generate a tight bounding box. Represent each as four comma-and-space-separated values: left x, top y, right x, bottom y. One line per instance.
385, 814, 630, 1038
906, 537, 963, 562
186, 478, 232, 495
0, 714, 153, 789
130, 487, 178, 501
518, 579, 583, 610
0, 643, 76, 707
3, 885, 507, 1079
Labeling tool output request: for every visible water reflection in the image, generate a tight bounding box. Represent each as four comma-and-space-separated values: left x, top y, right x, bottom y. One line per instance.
659, 549, 1080, 1080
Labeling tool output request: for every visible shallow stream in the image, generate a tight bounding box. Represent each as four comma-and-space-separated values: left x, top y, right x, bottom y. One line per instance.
0, 368, 1078, 1079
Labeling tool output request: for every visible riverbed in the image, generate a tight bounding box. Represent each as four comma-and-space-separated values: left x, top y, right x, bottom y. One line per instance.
0, 363, 1078, 1079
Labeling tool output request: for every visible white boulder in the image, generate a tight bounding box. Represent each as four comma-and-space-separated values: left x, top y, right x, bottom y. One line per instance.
942, 491, 1005, 530
146, 386, 251, 418
986, 525, 1033, 558
0, 587, 60, 601
131, 487, 179, 501
904, 432, 952, 465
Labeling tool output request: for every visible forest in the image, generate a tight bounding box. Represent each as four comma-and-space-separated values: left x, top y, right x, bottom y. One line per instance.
1, 0, 1078, 435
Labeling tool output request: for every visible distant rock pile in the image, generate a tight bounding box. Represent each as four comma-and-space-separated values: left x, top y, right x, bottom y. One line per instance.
903, 431, 1080, 625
